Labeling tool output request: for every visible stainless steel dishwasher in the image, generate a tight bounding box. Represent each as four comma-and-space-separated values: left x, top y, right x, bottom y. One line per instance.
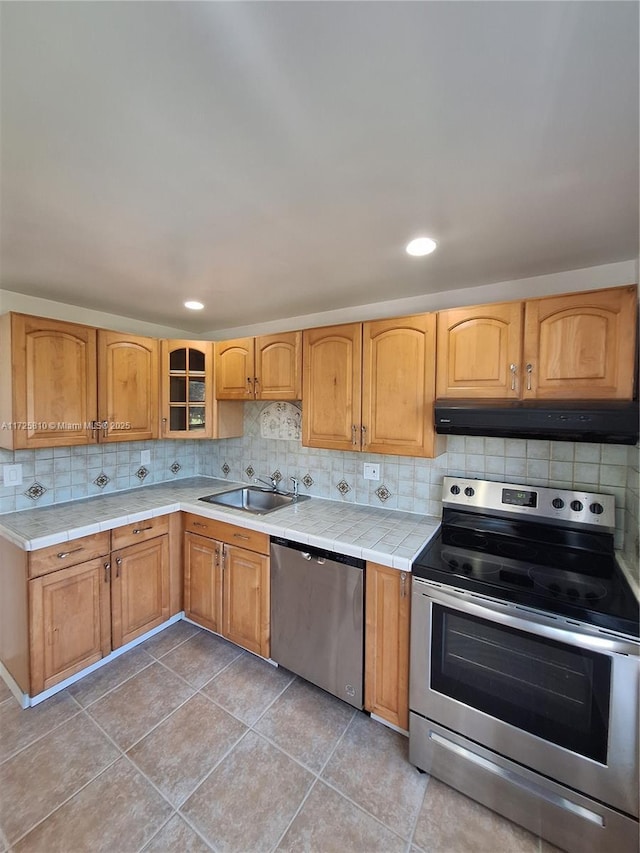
270, 537, 364, 709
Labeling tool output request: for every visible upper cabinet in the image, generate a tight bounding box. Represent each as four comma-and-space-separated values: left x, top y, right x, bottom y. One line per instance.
97, 331, 158, 442
436, 286, 637, 400
215, 332, 301, 400
303, 314, 442, 457
160, 340, 243, 440
0, 314, 160, 448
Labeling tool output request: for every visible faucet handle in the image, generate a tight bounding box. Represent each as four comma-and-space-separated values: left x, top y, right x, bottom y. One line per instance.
290, 476, 299, 497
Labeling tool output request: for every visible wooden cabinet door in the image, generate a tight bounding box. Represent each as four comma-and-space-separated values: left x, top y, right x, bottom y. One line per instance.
255, 332, 301, 400
215, 338, 255, 399
523, 285, 637, 399
362, 314, 438, 457
97, 331, 159, 442
29, 558, 111, 695
436, 302, 524, 398
7, 314, 98, 449
184, 532, 222, 633
111, 536, 169, 649
364, 562, 410, 731
222, 544, 269, 657
161, 340, 214, 438
302, 323, 362, 451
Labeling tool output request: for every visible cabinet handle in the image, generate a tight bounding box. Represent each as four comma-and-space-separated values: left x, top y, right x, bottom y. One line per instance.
104, 561, 110, 582
214, 545, 220, 568
526, 363, 533, 391
115, 556, 122, 578
132, 526, 153, 534
56, 547, 84, 559
352, 424, 357, 445
400, 572, 407, 598
233, 533, 250, 541
101, 419, 109, 438
361, 424, 367, 446
246, 377, 252, 395
192, 521, 207, 529
509, 363, 517, 391
221, 544, 227, 570
254, 376, 259, 390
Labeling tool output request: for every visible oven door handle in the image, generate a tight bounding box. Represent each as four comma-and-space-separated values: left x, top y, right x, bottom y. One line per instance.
413, 581, 639, 656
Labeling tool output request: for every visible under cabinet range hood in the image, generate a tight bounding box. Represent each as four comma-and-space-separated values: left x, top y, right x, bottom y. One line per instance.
434, 399, 639, 444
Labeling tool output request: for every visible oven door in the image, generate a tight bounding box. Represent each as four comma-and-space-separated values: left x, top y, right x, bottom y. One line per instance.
410, 581, 639, 818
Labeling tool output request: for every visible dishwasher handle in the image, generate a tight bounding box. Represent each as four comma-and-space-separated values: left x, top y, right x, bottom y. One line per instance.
271, 537, 365, 570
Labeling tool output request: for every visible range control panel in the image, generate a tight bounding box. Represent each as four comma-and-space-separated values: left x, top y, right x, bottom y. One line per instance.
442, 477, 616, 531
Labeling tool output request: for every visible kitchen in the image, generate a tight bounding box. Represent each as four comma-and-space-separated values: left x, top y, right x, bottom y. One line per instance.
0, 3, 638, 853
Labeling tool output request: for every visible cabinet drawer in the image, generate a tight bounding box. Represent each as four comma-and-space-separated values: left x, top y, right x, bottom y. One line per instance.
28, 532, 111, 579
182, 513, 269, 555
111, 515, 170, 550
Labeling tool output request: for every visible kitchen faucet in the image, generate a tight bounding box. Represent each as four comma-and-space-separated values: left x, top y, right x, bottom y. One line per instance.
254, 475, 278, 491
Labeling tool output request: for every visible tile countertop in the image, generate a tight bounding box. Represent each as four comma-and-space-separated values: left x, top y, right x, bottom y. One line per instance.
0, 477, 441, 571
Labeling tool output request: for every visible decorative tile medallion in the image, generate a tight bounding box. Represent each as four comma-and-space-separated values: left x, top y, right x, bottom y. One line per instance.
135, 466, 149, 481
93, 472, 111, 489
170, 462, 181, 474
271, 470, 283, 485
260, 401, 302, 440
24, 481, 47, 501
375, 484, 392, 503
222, 462, 231, 476
245, 465, 255, 479
336, 479, 351, 496
302, 474, 314, 489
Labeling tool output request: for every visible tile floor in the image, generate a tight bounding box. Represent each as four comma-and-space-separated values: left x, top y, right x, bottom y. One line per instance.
0, 621, 563, 853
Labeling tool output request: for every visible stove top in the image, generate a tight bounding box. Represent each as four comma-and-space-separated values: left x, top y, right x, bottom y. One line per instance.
412, 478, 639, 637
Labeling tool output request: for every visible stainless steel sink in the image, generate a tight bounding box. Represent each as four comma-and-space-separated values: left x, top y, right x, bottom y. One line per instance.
198, 487, 310, 515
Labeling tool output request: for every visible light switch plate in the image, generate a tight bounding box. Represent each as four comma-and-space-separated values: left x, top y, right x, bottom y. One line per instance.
140, 450, 151, 465
363, 463, 380, 481
3, 464, 22, 487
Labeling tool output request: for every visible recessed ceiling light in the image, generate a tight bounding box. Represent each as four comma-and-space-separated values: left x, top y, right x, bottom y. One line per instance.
184, 300, 204, 310
406, 237, 437, 257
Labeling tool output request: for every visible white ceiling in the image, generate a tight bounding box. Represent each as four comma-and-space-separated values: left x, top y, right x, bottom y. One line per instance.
1, 1, 638, 334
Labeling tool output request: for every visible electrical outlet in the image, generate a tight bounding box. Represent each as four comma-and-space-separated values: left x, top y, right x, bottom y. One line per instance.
363, 463, 380, 481
140, 450, 151, 465
3, 464, 22, 487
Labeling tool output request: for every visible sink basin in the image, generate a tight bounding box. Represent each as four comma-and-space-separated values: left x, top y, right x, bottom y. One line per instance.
198, 487, 310, 515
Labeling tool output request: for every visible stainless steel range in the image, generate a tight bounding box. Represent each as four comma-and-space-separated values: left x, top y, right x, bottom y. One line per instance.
409, 477, 639, 853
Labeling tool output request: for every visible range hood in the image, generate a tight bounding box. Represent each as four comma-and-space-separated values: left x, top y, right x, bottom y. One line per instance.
434, 399, 639, 445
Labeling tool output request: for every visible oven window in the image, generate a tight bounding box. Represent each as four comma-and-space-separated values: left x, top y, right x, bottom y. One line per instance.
431, 605, 611, 764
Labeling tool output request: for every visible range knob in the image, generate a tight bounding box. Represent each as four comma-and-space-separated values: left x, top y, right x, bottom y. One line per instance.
589, 502, 604, 515
464, 487, 475, 497
551, 498, 565, 509
570, 500, 583, 512
450, 485, 461, 495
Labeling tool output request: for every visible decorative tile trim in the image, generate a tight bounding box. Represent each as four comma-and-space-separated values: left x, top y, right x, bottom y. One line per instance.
245, 465, 255, 479
271, 470, 283, 485
135, 467, 149, 481
302, 474, 314, 489
336, 479, 351, 496
24, 481, 47, 500
93, 472, 111, 489
222, 462, 231, 477
170, 462, 181, 474
375, 484, 392, 503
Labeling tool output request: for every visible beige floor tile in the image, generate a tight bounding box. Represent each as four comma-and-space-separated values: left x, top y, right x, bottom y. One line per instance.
13, 757, 173, 853
0, 713, 119, 844
322, 712, 427, 839
0, 679, 13, 704
0, 690, 80, 764
181, 731, 313, 853
68, 645, 154, 707
87, 662, 194, 749
143, 815, 212, 853
201, 654, 294, 725
277, 780, 406, 853
412, 778, 539, 853
254, 679, 354, 772
140, 620, 201, 659
159, 631, 242, 689
127, 693, 246, 806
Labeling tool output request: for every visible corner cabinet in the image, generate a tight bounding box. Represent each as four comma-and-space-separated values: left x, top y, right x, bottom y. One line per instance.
183, 514, 270, 658
436, 285, 637, 400
160, 340, 243, 440
364, 562, 410, 731
215, 332, 301, 400
303, 314, 442, 457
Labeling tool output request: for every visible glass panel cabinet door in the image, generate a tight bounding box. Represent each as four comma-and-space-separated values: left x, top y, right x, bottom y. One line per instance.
161, 341, 214, 439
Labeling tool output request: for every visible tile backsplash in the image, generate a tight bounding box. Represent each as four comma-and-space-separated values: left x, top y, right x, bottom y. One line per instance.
0, 401, 636, 553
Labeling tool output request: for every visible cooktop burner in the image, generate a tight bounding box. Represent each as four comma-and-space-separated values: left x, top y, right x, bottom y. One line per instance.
412, 478, 639, 637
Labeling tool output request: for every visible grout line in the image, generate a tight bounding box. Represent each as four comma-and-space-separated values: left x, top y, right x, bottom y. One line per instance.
176, 808, 222, 853
405, 771, 431, 852
135, 812, 178, 853
68, 652, 156, 711
0, 699, 84, 767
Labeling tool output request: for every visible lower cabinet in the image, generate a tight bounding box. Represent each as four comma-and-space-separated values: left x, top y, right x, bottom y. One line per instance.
364, 562, 411, 731
183, 514, 270, 658
111, 536, 170, 649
